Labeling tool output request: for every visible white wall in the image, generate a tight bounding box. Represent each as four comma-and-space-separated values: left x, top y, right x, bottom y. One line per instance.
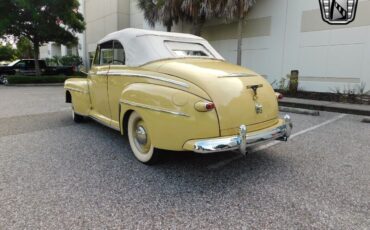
83, 0, 370, 92
207, 0, 370, 92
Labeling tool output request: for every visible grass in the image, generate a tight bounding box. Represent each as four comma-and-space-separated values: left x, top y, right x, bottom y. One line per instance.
5, 73, 86, 85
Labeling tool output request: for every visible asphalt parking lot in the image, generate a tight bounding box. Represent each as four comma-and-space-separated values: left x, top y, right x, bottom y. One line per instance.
0, 86, 369, 229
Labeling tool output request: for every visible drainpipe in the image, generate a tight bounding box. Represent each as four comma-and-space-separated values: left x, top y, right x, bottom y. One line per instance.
82, 0, 89, 70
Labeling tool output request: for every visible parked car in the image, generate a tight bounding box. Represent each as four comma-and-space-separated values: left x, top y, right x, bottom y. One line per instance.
0, 59, 74, 84
65, 28, 292, 164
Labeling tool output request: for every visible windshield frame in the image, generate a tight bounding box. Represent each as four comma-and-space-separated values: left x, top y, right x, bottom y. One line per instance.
8, 60, 20, 67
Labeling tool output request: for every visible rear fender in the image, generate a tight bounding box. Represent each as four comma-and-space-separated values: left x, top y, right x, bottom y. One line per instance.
119, 83, 219, 151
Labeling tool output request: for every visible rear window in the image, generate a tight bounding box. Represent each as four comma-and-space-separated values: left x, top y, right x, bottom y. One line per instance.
165, 41, 214, 58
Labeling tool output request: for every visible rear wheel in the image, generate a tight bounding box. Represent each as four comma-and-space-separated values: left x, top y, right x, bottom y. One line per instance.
127, 111, 158, 164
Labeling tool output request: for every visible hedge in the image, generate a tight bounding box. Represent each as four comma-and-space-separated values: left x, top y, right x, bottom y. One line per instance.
6, 74, 86, 85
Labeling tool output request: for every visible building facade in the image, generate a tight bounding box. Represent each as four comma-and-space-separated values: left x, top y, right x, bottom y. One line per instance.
43, 0, 370, 92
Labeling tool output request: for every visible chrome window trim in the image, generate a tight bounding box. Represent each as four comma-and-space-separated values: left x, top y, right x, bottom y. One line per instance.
108, 71, 189, 88
120, 100, 190, 117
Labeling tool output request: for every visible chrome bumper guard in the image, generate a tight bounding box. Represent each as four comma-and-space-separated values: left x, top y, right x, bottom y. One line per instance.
193, 115, 293, 154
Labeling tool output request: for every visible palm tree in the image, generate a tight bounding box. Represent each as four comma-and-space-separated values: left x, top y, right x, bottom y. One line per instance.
138, 0, 215, 35
215, 0, 255, 65
160, 0, 183, 32
180, 0, 215, 36
137, 0, 160, 29
137, 0, 182, 32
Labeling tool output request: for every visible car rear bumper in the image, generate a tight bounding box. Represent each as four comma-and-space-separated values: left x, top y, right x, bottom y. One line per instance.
183, 115, 293, 154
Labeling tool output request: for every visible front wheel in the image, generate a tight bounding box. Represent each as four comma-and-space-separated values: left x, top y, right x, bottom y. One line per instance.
0, 75, 8, 85
127, 111, 159, 164
72, 108, 84, 123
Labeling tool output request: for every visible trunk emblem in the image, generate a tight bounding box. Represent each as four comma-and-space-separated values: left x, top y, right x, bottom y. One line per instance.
247, 84, 263, 100
255, 103, 263, 114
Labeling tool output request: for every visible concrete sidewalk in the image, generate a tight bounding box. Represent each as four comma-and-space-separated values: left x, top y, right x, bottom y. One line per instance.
279, 97, 370, 116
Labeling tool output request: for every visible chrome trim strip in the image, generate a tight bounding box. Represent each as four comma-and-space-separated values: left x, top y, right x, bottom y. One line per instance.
192, 114, 293, 154
89, 115, 120, 131
108, 71, 189, 88
218, 73, 258, 78
65, 87, 88, 94
120, 100, 190, 117
96, 71, 109, 75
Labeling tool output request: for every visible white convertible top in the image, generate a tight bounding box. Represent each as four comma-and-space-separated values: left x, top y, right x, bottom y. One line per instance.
98, 28, 224, 67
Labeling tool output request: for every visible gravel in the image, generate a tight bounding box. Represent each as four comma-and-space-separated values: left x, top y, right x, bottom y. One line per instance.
0, 86, 369, 229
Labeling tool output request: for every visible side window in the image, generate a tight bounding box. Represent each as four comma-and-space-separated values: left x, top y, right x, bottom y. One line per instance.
27, 60, 35, 69
93, 46, 100, 66
99, 41, 113, 65
15, 61, 26, 69
112, 40, 125, 65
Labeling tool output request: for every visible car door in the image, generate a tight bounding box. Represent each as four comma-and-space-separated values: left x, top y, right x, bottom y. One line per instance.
107, 40, 127, 129
25, 60, 35, 75
89, 41, 113, 124
13, 60, 26, 74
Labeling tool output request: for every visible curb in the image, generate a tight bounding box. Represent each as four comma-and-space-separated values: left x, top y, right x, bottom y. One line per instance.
362, 118, 370, 123
279, 106, 320, 116
279, 101, 370, 116
4, 83, 64, 87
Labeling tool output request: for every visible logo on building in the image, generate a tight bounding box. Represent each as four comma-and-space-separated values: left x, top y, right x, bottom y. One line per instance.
319, 0, 358, 25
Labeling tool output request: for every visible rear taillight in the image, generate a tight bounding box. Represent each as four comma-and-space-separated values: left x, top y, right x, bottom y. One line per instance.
275, 92, 283, 100
195, 101, 215, 112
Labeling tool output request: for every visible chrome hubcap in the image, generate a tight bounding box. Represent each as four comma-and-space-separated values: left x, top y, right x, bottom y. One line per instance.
132, 119, 151, 154
135, 125, 147, 145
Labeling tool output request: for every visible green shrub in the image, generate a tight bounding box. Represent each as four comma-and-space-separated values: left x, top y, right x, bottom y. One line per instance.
60, 55, 82, 66
6, 74, 86, 84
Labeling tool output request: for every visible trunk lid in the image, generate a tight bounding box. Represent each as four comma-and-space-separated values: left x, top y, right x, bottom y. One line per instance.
144, 59, 279, 134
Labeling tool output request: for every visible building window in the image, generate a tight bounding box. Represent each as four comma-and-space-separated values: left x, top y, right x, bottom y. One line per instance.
67, 47, 73, 56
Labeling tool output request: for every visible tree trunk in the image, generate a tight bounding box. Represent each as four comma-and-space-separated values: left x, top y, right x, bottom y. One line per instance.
33, 42, 41, 76
237, 18, 243, 66
192, 22, 203, 36
166, 24, 172, 32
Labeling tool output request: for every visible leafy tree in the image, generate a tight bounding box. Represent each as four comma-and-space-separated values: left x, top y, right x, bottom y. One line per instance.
0, 0, 85, 75
16, 37, 34, 59
0, 43, 17, 61
215, 0, 255, 65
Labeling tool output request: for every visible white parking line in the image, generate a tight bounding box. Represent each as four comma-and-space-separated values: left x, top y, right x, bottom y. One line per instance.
207, 114, 347, 170
0, 107, 71, 119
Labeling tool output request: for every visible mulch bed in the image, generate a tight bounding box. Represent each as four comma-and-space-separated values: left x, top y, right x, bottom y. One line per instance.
277, 90, 370, 105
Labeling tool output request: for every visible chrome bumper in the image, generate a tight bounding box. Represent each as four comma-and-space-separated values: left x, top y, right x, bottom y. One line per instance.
191, 115, 293, 154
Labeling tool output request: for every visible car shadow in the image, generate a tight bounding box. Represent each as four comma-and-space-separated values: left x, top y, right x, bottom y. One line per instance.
80, 119, 293, 193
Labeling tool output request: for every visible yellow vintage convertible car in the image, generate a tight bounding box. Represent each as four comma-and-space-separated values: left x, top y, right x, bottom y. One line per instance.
65, 28, 292, 164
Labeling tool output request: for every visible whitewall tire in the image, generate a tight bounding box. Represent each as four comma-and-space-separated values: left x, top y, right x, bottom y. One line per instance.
72, 108, 84, 123
127, 111, 158, 164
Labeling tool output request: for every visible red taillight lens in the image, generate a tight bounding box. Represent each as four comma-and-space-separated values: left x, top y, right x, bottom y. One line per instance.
275, 92, 283, 100
195, 101, 215, 112
205, 102, 215, 110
